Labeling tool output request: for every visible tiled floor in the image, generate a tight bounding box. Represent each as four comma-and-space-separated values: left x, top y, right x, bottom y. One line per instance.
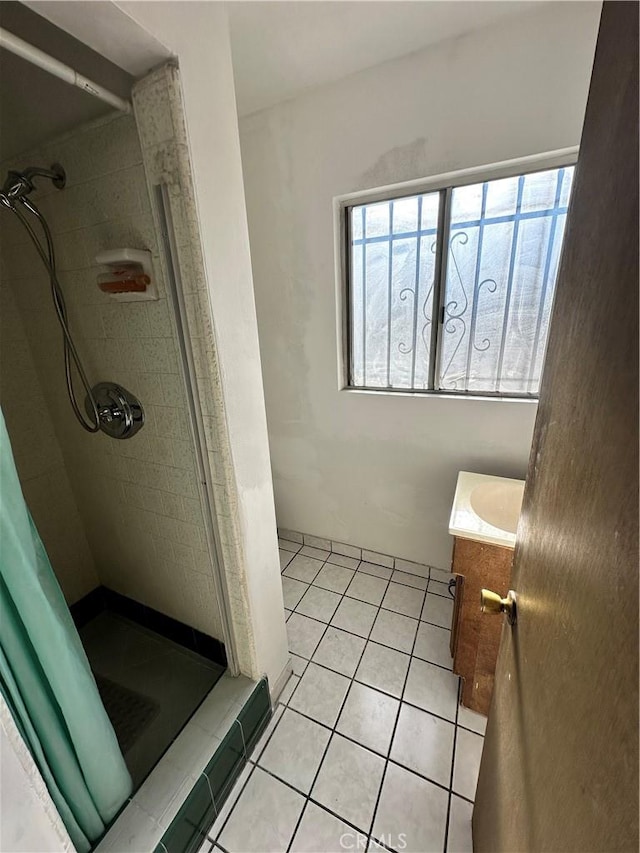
200, 541, 485, 853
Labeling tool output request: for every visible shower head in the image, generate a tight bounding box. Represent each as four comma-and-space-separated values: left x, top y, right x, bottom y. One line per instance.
0, 163, 65, 207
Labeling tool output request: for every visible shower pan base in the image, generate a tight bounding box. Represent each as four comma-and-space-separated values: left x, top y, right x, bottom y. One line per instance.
80, 611, 225, 790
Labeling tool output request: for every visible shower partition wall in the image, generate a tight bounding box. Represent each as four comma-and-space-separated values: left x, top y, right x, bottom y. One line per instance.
0, 99, 232, 793
0, 109, 225, 641
132, 64, 264, 682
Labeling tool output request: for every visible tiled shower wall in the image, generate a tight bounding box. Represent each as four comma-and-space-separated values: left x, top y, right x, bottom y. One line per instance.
0, 111, 223, 639
132, 66, 257, 678
0, 280, 97, 603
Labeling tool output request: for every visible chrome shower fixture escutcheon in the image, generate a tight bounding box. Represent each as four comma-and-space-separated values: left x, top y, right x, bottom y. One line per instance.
85, 383, 144, 440
1, 161, 145, 439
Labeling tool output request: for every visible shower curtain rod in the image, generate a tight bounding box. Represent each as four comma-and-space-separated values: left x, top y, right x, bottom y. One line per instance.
0, 28, 132, 114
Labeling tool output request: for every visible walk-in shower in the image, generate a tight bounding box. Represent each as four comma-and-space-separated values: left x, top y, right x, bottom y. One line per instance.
0, 164, 144, 440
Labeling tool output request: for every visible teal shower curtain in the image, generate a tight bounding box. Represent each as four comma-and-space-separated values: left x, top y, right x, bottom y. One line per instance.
0, 409, 132, 852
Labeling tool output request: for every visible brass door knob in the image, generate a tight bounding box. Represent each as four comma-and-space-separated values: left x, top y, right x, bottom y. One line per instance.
480, 588, 518, 626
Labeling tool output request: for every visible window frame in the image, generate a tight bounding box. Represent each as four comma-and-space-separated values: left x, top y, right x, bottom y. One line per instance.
336, 148, 579, 400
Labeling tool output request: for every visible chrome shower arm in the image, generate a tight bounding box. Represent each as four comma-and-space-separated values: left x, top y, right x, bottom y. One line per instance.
1, 163, 65, 201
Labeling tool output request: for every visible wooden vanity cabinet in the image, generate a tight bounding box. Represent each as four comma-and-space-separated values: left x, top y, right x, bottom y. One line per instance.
449, 536, 513, 716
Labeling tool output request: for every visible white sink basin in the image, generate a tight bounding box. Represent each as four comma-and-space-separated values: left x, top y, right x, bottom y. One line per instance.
470, 480, 524, 534
449, 472, 525, 549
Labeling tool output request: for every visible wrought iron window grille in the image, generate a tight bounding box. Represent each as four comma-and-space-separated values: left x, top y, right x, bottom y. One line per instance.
343, 162, 575, 398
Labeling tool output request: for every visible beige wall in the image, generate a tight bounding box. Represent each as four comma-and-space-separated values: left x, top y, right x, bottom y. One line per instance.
240, 1, 601, 569
0, 275, 98, 604
0, 111, 223, 638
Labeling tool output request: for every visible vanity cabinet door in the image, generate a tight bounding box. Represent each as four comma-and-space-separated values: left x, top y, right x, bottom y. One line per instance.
451, 537, 513, 715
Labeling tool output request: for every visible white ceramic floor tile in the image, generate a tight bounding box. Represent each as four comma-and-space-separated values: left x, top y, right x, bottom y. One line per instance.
394, 558, 430, 579
361, 549, 394, 569
300, 545, 330, 561
304, 535, 332, 550
346, 572, 388, 606
284, 554, 325, 584
196, 837, 212, 853
313, 563, 356, 594
370, 609, 418, 654
453, 728, 484, 802
391, 571, 428, 590
404, 658, 459, 721
282, 576, 310, 610
312, 734, 385, 833
279, 538, 301, 553
413, 621, 453, 669
336, 682, 399, 755
279, 549, 294, 570
331, 541, 361, 560
457, 705, 487, 735
296, 586, 341, 622
381, 582, 424, 619
279, 528, 303, 544
428, 578, 451, 598
312, 626, 366, 677
355, 641, 410, 699
326, 552, 360, 570
290, 802, 361, 853
218, 767, 305, 853
286, 613, 326, 659
446, 795, 474, 853
290, 654, 309, 677
430, 567, 451, 583
372, 763, 448, 853
289, 662, 350, 727
250, 704, 285, 762
330, 597, 378, 638
390, 703, 455, 786
279, 674, 300, 706
259, 708, 331, 793
207, 761, 254, 840
357, 561, 393, 580
421, 593, 454, 629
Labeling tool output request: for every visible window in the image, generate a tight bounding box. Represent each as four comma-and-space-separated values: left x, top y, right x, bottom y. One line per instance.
344, 163, 574, 397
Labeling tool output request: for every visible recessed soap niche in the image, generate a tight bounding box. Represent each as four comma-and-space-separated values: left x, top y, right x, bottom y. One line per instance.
95, 248, 158, 302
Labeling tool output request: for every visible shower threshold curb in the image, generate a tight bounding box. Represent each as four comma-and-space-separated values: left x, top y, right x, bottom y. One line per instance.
95, 675, 271, 853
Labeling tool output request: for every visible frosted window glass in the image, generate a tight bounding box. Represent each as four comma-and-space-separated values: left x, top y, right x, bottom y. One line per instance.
349, 192, 440, 389
348, 165, 573, 396
438, 166, 574, 394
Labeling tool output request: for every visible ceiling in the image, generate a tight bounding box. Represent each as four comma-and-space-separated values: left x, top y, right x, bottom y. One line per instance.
0, 1, 547, 161
227, 1, 544, 117
0, 2, 134, 162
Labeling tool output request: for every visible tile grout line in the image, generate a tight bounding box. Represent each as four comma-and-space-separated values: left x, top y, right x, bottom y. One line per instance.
208, 758, 258, 846
253, 699, 475, 806
285, 563, 431, 596
282, 562, 397, 851
285, 557, 453, 670
286, 567, 465, 846
282, 547, 440, 594
443, 676, 464, 853
279, 532, 447, 580
365, 578, 428, 849
213, 546, 363, 848
215, 546, 480, 850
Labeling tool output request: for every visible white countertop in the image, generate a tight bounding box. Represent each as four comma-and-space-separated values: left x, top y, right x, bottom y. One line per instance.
449, 471, 525, 550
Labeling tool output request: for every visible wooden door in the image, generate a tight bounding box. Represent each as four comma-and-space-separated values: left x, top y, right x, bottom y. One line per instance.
473, 3, 639, 851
